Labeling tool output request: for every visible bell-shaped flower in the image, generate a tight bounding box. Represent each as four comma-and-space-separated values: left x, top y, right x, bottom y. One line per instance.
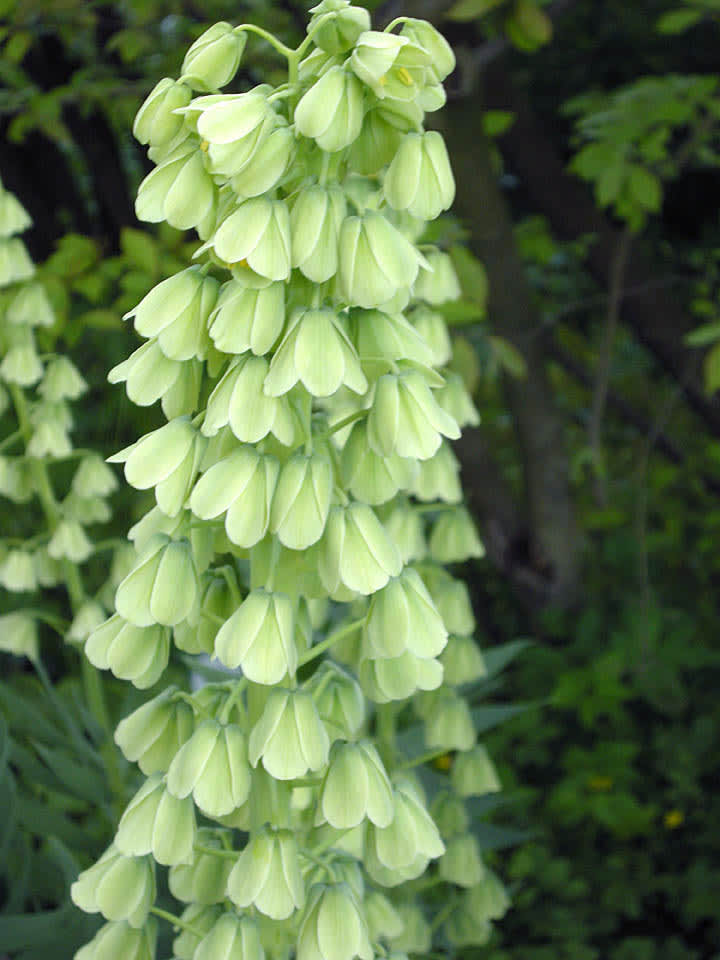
435, 371, 480, 427
116, 774, 196, 866
400, 18, 456, 83
0, 184, 31, 237
308, 1, 370, 53
0, 337, 42, 386
169, 828, 235, 905
195, 913, 265, 960
182, 22, 246, 91
364, 890, 404, 941
439, 832, 484, 888
85, 614, 170, 689
367, 781, 444, 870
136, 143, 215, 231
114, 686, 194, 775
196, 89, 271, 145
209, 198, 291, 281
413, 249, 462, 304
38, 355, 86, 401
72, 454, 118, 499
411, 305, 452, 367
341, 421, 417, 506
133, 78, 191, 148
71, 844, 155, 927
452, 744, 500, 797
466, 869, 510, 921
173, 569, 239, 655
68, 600, 107, 645
264, 309, 366, 398
349, 31, 431, 101
431, 791, 470, 839
126, 266, 217, 361
338, 213, 427, 309
348, 97, 421, 175
0, 237, 34, 285
367, 369, 459, 460
319, 502, 401, 596
167, 719, 251, 817
109, 417, 206, 517
214, 588, 297, 684
318, 740, 393, 829
270, 452, 333, 550
108, 340, 186, 407
249, 688, 329, 780
173, 905, 223, 960
227, 827, 304, 919
307, 661, 365, 742
425, 571, 476, 636
384, 503, 427, 564
0, 612, 37, 660
290, 184, 346, 283
384, 131, 455, 221
209, 279, 285, 355
47, 519, 93, 563
191, 446, 279, 549
429, 506, 485, 563
360, 649, 443, 703
0, 549, 37, 592
74, 918, 157, 960
410, 442, 462, 503
388, 904, 431, 954
6, 282, 54, 328
365, 568, 447, 659
424, 688, 475, 751
203, 355, 296, 445
439, 634, 487, 686
295, 66, 364, 153
26, 399, 72, 458
297, 883, 373, 960
114, 533, 198, 627
231, 125, 295, 198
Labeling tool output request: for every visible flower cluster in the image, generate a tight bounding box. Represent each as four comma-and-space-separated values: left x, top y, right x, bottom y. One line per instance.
73, 4, 509, 957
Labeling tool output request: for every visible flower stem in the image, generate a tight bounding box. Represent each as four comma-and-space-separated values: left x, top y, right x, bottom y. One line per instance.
298, 617, 366, 667
151, 906, 206, 938
234, 23, 294, 59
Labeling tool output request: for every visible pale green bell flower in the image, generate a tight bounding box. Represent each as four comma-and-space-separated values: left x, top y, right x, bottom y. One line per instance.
0, 338, 42, 386
413, 249, 462, 304
0, 456, 35, 503
338, 212, 428, 309
0, 237, 34, 285
191, 445, 279, 548
435, 371, 480, 427
169, 828, 235, 905
341, 421, 418, 506
364, 843, 429, 888
439, 634, 487, 686
210, 198, 291, 281
364, 890, 404, 941
360, 648, 443, 703
71, 844, 155, 927
0, 612, 38, 660
126, 504, 183, 553
231, 125, 295, 198
270, 452, 333, 550
195, 912, 265, 960
62, 490, 111, 525
118, 687, 193, 775
318, 739, 393, 829
388, 904, 431, 954
295, 66, 365, 153
400, 18, 456, 83
319, 502, 401, 596
85, 614, 170, 689
367, 781, 444, 870
114, 533, 198, 627
439, 832, 485, 888
195, 89, 271, 145
431, 791, 470, 838
47, 520, 93, 563
424, 688, 475, 751
411, 305, 452, 366
109, 417, 206, 518
384, 131, 455, 221
421, 569, 476, 636
349, 31, 430, 102
227, 827, 305, 919
204, 109, 277, 178
0, 549, 37, 592
367, 369, 460, 460
7, 282, 55, 327
348, 307, 435, 369
72, 454, 118, 499
116, 774, 196, 866
108, 340, 186, 408
27, 413, 72, 459
214, 588, 297, 684
467, 869, 510, 920
67, 600, 107, 645
181, 22, 246, 92
203, 356, 296, 445
136, 143, 215, 231
162, 357, 204, 418
297, 883, 373, 960
365, 567, 447, 659
166, 719, 251, 817
32, 546, 63, 586
74, 918, 157, 960
133, 78, 192, 147
0, 181, 32, 237
174, 904, 223, 959
347, 99, 423, 175
308, 1, 371, 53
173, 569, 239, 655
209, 279, 285, 355
249, 688, 330, 780
452, 744, 500, 796
125, 266, 217, 361
264, 309, 367, 398
409, 441, 462, 503
429, 506, 485, 563
290, 185, 347, 283
384, 502, 427, 564
307, 661, 365, 742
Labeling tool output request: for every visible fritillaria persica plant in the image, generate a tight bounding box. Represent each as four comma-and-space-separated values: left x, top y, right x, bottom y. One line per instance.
72, 3, 510, 957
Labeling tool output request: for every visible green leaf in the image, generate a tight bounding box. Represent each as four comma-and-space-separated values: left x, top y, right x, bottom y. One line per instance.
488, 335, 527, 378
474, 821, 535, 850
121, 227, 159, 272
447, 0, 506, 21
703, 341, 720, 393
656, 8, 703, 32
483, 110, 516, 137
627, 166, 662, 212
684, 320, 720, 347
81, 308, 123, 330
450, 245, 489, 307
33, 742, 107, 806
471, 702, 536, 732
483, 639, 533, 677
4, 30, 32, 63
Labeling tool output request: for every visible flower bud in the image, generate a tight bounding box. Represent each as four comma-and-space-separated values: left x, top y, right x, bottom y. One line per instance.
365, 568, 446, 659
215, 588, 297, 684
364, 891, 404, 940
367, 370, 459, 461
295, 66, 364, 153
7, 282, 55, 327
195, 912, 265, 960
413, 249, 461, 304
384, 503, 427, 563
209, 279, 285, 355
166, 719, 251, 817
125, 266, 217, 361
297, 883, 372, 960
265, 308, 366, 398
318, 502, 401, 596
318, 740, 393, 829
114, 687, 194, 775
359, 649, 443, 703
0, 549, 37, 592
116, 774, 196, 865
114, 534, 198, 627
270, 452, 333, 550
0, 612, 38, 659
424, 688, 475, 751
173, 569, 239, 654
388, 904, 431, 954
71, 844, 155, 927
203, 355, 296, 445
182, 22, 246, 92
338, 213, 427, 309
231, 125, 294, 199
342, 421, 417, 506
136, 144, 215, 231
439, 634, 487, 685
210, 198, 291, 281
290, 185, 346, 283
452, 744, 500, 796
409, 441, 462, 503
86, 614, 170, 689
384, 131, 454, 221
350, 31, 430, 102
401, 17, 455, 80
308, 1, 371, 53
47, 519, 93, 563
367, 781, 444, 870
133, 78, 192, 147
227, 827, 304, 919
429, 506, 485, 563
307, 661, 365, 741
169, 828, 235, 904
0, 237, 34, 285
74, 918, 157, 960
